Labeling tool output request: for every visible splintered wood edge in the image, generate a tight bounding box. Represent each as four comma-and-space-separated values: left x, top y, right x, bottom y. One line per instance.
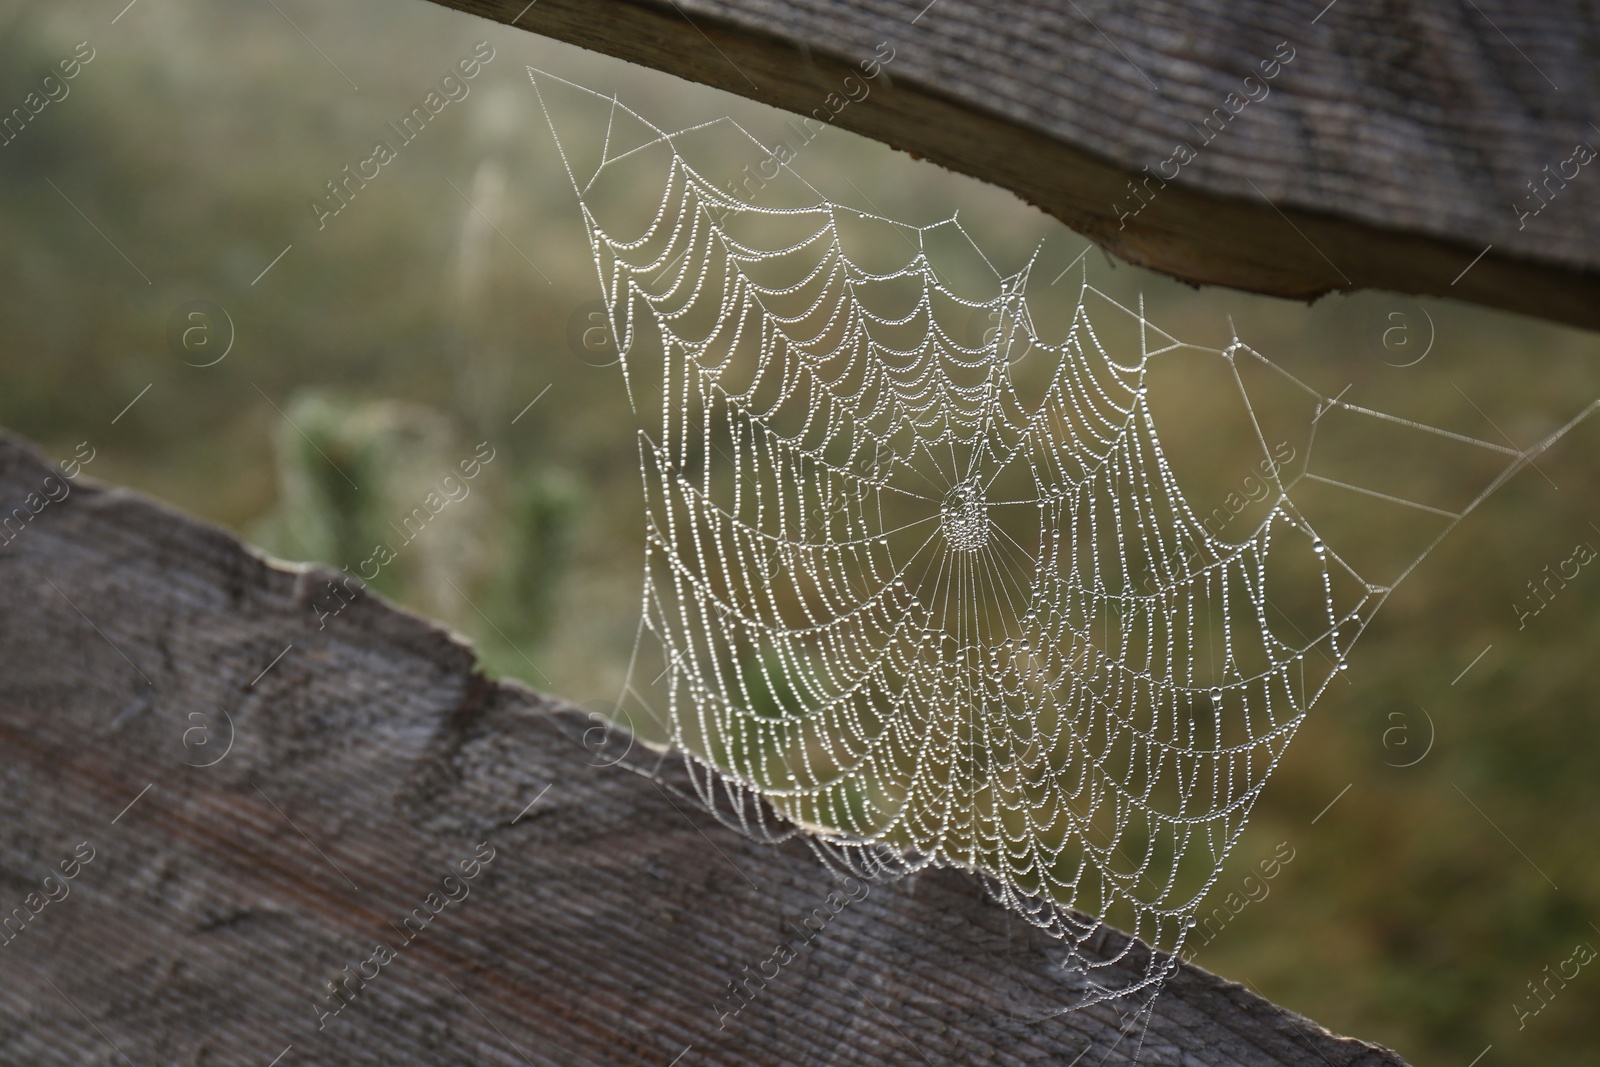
422, 0, 1600, 332
0, 429, 1410, 1065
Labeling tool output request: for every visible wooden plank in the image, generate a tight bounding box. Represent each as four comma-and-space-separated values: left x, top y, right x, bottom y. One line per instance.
0, 430, 1411, 1064
427, 0, 1600, 330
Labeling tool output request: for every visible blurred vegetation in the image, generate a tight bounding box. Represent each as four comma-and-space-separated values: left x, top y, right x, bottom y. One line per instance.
0, 2, 1597, 1062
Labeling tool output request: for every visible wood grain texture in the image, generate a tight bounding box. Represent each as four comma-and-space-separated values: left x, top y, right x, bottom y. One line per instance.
428, 0, 1600, 330
0, 430, 1412, 1064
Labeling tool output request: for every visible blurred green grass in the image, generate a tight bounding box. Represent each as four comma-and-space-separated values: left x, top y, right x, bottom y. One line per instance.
1, 2, 1597, 1062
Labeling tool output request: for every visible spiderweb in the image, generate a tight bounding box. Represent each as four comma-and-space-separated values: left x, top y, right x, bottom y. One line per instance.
530, 68, 1597, 1007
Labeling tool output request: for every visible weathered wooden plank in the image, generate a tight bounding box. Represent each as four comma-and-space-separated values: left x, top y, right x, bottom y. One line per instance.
0, 430, 1411, 1064
426, 0, 1600, 331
